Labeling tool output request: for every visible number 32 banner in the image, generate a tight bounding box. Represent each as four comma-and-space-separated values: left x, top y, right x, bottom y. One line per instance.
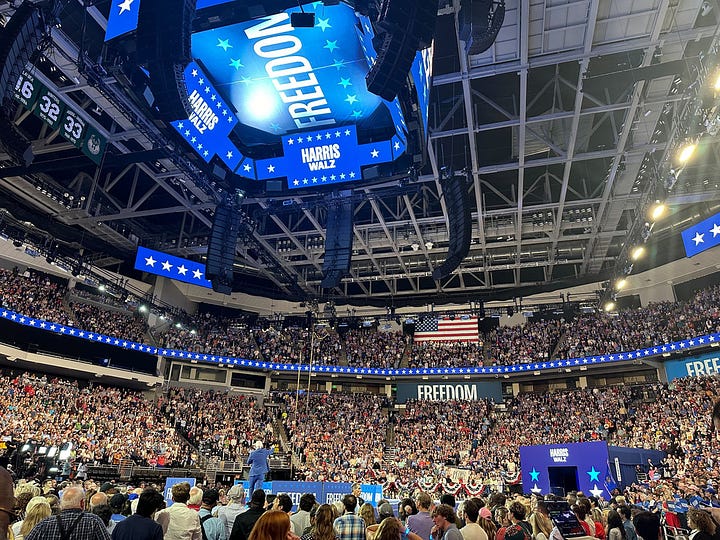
14, 70, 107, 165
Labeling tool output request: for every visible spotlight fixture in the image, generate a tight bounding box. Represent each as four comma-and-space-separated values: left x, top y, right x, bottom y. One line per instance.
630, 246, 645, 261
677, 142, 696, 164
604, 301, 616, 312
650, 202, 666, 221
615, 278, 627, 290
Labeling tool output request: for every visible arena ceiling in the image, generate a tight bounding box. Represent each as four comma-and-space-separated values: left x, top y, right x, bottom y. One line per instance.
1, 0, 720, 307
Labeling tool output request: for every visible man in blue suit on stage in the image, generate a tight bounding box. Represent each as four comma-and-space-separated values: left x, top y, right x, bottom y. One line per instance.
247, 440, 274, 495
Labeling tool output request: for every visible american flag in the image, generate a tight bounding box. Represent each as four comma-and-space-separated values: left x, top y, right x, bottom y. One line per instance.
414, 316, 479, 342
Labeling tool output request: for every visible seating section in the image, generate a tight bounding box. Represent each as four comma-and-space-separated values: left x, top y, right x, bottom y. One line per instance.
1, 266, 719, 368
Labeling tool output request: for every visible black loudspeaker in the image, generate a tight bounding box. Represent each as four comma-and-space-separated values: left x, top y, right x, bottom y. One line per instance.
366, 32, 417, 101
0, 3, 44, 166
0, 3, 42, 106
206, 202, 240, 294
321, 198, 354, 289
432, 173, 472, 280
136, 0, 196, 121
459, 0, 506, 55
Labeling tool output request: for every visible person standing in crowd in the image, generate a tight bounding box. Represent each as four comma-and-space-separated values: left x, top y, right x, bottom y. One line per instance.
352, 485, 365, 513
431, 505, 463, 540
16, 499, 51, 540
460, 499, 488, 540
301, 504, 336, 540
334, 495, 366, 540
189, 487, 204, 512
407, 493, 434, 540
247, 510, 295, 540
291, 494, 316, 536
217, 485, 246, 538
247, 442, 274, 495
0, 466, 15, 540
111, 488, 165, 540
199, 489, 226, 540
230, 489, 267, 540
26, 485, 110, 540
155, 482, 202, 540
606, 511, 627, 540
687, 510, 716, 540
617, 507, 636, 540
632, 512, 660, 540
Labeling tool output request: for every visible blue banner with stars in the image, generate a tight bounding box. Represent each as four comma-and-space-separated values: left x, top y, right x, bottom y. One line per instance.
171, 62, 241, 170
251, 125, 392, 189
134, 246, 213, 289
681, 211, 720, 257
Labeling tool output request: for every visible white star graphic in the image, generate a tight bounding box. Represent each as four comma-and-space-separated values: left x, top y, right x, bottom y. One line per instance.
589, 485, 604, 498
693, 232, 705, 245
144, 255, 156, 267
243, 163, 251, 172
288, 138, 294, 145
711, 223, 720, 237
226, 151, 233, 159
192, 269, 203, 279
268, 164, 275, 173
177, 265, 188, 275
118, 0, 133, 14
191, 69, 198, 77
371, 149, 379, 158
161, 260, 173, 271
394, 141, 400, 150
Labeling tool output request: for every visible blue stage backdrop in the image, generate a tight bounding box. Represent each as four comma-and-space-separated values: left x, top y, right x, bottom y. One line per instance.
520, 442, 611, 498
237, 481, 383, 511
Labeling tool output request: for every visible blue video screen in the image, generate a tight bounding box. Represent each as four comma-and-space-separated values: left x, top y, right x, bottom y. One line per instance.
134, 246, 213, 289
106, 1, 432, 189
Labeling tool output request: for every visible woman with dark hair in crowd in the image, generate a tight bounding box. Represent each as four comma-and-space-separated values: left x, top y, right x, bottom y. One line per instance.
571, 505, 592, 538
494, 508, 510, 540
606, 511, 627, 540
399, 499, 418, 524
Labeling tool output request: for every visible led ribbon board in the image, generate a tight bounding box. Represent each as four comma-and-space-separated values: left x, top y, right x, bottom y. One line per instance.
681, 211, 720, 257
134, 246, 213, 289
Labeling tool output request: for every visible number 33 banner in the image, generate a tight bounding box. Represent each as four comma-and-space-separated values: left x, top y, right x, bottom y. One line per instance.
14, 70, 107, 164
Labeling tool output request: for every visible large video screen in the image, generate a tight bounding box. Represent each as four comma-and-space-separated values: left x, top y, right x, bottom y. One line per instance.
105, 1, 431, 190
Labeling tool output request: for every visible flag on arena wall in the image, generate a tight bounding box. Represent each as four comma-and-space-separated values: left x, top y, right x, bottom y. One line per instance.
414, 316, 479, 342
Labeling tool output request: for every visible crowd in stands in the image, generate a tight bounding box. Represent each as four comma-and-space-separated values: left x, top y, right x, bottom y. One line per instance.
485, 319, 564, 365
344, 329, 407, 368
408, 341, 484, 368
161, 388, 274, 462
281, 392, 391, 482
67, 302, 148, 344
0, 372, 188, 468
0, 362, 718, 516
161, 312, 260, 360
2, 266, 720, 370
0, 268, 70, 325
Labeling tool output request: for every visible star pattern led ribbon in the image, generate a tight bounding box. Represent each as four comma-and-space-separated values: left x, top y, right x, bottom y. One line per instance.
0, 301, 718, 379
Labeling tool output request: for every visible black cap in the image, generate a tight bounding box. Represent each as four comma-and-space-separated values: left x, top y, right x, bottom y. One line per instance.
202, 489, 220, 505
251, 489, 267, 506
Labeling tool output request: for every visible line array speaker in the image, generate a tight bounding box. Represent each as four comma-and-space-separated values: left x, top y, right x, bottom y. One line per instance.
432, 172, 472, 281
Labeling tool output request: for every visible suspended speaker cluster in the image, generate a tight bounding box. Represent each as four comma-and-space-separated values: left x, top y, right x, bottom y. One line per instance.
321, 195, 355, 289
366, 0, 438, 101
432, 171, 472, 281
136, 0, 197, 121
